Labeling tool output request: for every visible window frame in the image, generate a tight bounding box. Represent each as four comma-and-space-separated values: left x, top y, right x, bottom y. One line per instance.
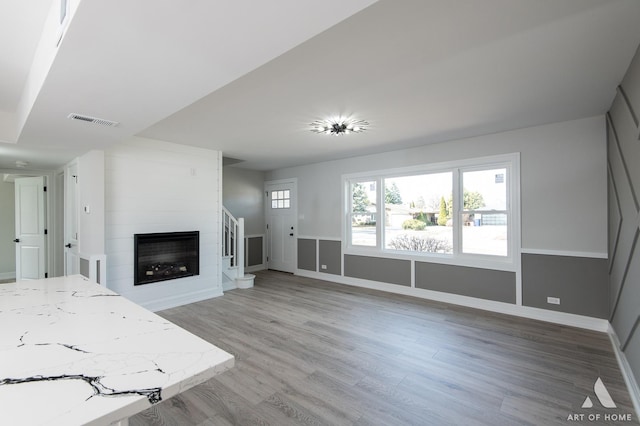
342, 153, 520, 269
346, 178, 380, 249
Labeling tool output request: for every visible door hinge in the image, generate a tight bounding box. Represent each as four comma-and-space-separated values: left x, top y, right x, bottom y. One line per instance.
267, 256, 269, 262
44, 229, 48, 235
45, 273, 48, 278
43, 186, 47, 192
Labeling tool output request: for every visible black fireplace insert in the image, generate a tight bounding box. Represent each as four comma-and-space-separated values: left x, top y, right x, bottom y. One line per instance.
134, 231, 199, 285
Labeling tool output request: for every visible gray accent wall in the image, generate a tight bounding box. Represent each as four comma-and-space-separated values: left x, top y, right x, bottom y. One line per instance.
522, 254, 608, 318
266, 117, 607, 255
318, 240, 341, 275
246, 236, 263, 267
298, 238, 317, 272
0, 180, 15, 276
222, 166, 265, 236
80, 257, 90, 279
415, 262, 515, 303
344, 255, 411, 286
608, 44, 640, 386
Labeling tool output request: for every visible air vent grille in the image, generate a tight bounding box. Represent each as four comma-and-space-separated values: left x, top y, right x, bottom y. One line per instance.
68, 113, 119, 127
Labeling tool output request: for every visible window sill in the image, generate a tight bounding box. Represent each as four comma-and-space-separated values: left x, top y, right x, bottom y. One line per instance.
344, 246, 517, 272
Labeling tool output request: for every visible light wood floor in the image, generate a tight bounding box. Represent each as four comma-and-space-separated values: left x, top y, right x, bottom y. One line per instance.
131, 270, 637, 425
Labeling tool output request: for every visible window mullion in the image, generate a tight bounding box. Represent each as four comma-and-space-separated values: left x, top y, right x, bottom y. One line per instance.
452, 168, 462, 256
377, 177, 384, 250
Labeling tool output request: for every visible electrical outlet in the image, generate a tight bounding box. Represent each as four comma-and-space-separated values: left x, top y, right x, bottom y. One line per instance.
321, 264, 327, 270
547, 297, 560, 305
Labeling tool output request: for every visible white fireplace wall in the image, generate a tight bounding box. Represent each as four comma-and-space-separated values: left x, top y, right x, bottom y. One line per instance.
105, 136, 222, 310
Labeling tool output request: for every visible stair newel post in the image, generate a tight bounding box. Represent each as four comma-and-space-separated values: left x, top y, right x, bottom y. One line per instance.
237, 218, 245, 279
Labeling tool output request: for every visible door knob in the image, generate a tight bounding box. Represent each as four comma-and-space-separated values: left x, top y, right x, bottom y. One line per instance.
289, 233, 294, 236
65, 243, 72, 248
13, 238, 20, 243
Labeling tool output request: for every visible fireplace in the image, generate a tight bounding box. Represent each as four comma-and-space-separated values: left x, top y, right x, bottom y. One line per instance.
134, 231, 199, 286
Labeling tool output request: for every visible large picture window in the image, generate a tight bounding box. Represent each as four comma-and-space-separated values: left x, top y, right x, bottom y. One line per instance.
383, 172, 453, 254
344, 154, 519, 264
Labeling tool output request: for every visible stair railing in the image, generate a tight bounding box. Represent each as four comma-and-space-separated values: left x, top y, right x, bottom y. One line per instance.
222, 206, 244, 278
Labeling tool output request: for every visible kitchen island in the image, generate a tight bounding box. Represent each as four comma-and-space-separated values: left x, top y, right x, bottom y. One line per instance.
0, 275, 234, 425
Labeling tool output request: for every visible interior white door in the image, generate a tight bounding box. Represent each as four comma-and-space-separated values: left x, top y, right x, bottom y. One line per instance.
14, 176, 47, 280
64, 164, 80, 275
265, 181, 297, 273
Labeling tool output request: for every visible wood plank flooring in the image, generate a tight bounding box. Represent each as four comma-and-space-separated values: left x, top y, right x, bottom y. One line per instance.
130, 270, 637, 425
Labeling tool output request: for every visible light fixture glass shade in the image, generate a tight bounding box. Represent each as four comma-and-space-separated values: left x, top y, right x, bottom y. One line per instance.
310, 117, 369, 135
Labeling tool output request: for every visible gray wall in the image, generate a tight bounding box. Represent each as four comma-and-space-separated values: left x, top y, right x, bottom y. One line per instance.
344, 255, 411, 287
608, 44, 640, 386
0, 180, 15, 276
298, 238, 342, 275
522, 254, 608, 318
266, 117, 607, 254
246, 236, 263, 267
267, 117, 608, 311
223, 166, 265, 236
416, 262, 515, 303
319, 240, 341, 275
298, 238, 316, 271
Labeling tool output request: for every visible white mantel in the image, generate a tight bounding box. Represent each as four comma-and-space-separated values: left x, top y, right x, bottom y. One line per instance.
0, 275, 234, 425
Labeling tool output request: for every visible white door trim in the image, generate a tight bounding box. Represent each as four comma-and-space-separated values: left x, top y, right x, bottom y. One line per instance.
64, 161, 80, 276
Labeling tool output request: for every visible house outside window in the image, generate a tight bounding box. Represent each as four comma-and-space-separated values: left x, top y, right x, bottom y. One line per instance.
343, 153, 520, 266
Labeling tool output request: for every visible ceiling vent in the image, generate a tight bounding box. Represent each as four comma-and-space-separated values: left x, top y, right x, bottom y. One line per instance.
67, 113, 119, 127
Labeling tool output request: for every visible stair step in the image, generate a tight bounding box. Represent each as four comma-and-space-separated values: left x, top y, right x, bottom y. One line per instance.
236, 274, 255, 289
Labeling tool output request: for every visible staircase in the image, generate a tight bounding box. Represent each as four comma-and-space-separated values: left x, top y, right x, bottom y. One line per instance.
222, 207, 255, 290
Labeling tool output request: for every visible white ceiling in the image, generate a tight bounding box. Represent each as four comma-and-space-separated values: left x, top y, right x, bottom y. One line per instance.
2, 0, 640, 171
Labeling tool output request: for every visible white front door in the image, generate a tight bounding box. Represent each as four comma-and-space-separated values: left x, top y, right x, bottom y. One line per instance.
265, 180, 297, 273
14, 176, 47, 280
64, 164, 80, 275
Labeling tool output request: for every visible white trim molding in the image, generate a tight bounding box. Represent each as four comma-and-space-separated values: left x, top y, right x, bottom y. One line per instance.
521, 248, 608, 259
609, 324, 640, 419
298, 235, 342, 242
245, 264, 267, 273
133, 288, 223, 312
0, 272, 16, 281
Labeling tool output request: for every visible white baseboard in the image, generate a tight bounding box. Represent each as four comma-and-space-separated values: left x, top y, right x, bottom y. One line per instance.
295, 270, 609, 332
245, 264, 267, 273
0, 272, 16, 280
134, 288, 223, 312
222, 281, 236, 292
608, 325, 640, 419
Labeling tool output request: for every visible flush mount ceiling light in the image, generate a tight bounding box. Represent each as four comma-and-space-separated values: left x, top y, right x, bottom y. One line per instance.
310, 117, 369, 135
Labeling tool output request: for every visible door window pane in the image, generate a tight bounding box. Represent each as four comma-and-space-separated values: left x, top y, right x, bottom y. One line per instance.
271, 189, 291, 209
384, 173, 452, 254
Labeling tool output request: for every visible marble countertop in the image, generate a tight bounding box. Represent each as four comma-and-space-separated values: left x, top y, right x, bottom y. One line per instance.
0, 275, 234, 426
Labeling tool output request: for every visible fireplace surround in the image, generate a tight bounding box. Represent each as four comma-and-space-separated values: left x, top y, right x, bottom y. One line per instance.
134, 231, 199, 286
